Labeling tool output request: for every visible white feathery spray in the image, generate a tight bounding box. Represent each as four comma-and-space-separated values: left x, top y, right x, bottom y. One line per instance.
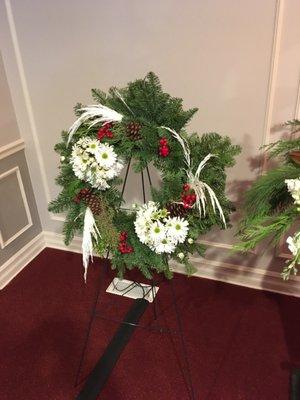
82, 207, 100, 282
162, 126, 226, 227
67, 104, 123, 145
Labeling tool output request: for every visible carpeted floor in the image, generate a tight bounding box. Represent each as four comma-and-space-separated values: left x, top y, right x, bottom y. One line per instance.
1, 248, 300, 399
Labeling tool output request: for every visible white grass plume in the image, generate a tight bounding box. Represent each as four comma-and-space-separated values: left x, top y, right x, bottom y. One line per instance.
82, 207, 100, 282
67, 104, 123, 145
162, 126, 226, 227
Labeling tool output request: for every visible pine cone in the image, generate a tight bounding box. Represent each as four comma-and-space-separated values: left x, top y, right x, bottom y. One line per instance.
76, 189, 102, 215
166, 202, 188, 218
126, 121, 142, 141
85, 194, 102, 215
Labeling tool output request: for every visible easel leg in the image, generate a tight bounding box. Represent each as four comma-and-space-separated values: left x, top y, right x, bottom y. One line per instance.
170, 279, 196, 400
74, 265, 104, 387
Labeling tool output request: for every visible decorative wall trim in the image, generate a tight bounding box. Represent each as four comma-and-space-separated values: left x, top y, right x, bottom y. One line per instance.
5, 0, 52, 204
0, 166, 33, 248
5, 0, 75, 225
44, 230, 82, 254
0, 232, 44, 289
295, 74, 300, 120
199, 239, 234, 250
43, 231, 300, 298
0, 138, 25, 160
49, 212, 66, 222
261, 0, 284, 171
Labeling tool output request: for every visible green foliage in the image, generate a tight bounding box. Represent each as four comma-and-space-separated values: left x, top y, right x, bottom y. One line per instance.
236, 206, 298, 252
49, 72, 239, 279
236, 119, 300, 279
241, 165, 298, 224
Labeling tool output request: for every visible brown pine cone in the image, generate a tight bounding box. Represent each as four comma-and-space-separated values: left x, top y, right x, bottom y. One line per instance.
126, 121, 142, 141
86, 194, 102, 215
75, 189, 102, 215
166, 202, 188, 218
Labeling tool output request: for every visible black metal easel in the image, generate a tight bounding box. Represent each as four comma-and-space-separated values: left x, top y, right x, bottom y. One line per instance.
74, 160, 196, 400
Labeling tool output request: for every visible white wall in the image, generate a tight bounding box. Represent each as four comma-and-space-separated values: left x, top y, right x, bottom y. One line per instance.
1, 0, 300, 293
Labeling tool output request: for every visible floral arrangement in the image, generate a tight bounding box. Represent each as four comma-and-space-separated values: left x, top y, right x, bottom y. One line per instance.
134, 201, 189, 254
71, 137, 123, 190
236, 119, 300, 279
49, 72, 240, 280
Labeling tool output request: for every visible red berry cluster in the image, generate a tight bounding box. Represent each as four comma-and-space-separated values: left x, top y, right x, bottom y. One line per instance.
181, 184, 197, 209
74, 188, 90, 204
159, 137, 170, 157
118, 231, 134, 254
97, 123, 113, 140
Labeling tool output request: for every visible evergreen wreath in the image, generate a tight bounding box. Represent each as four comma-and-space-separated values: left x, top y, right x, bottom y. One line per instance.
236, 119, 300, 279
49, 72, 240, 280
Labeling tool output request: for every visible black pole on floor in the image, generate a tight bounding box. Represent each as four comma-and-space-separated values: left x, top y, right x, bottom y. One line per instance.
290, 368, 300, 400
76, 298, 149, 400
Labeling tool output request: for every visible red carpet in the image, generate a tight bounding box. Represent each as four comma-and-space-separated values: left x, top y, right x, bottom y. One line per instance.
1, 248, 299, 399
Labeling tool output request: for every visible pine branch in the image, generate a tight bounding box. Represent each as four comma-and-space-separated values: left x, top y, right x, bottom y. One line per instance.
235, 206, 298, 252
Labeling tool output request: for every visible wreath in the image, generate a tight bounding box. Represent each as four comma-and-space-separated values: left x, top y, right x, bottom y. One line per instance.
49, 72, 240, 280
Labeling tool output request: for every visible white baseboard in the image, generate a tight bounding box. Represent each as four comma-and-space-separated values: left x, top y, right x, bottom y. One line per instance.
171, 257, 300, 298
2, 230, 300, 298
44, 231, 300, 298
43, 231, 83, 253
0, 232, 45, 289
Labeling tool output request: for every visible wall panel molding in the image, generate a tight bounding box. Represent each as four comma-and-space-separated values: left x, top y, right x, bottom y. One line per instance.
4, 0, 52, 204
0, 166, 32, 248
261, 0, 284, 161
198, 239, 234, 251
295, 74, 300, 120
0, 138, 24, 160
0, 232, 44, 289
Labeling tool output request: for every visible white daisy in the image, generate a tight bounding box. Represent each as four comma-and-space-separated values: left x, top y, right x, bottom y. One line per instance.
96, 143, 117, 168
166, 217, 189, 243
153, 237, 176, 254
149, 221, 166, 243
86, 139, 101, 155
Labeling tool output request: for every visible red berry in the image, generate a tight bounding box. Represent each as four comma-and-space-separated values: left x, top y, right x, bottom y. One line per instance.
97, 129, 106, 140
183, 202, 190, 209
159, 145, 169, 157
97, 123, 114, 140
159, 138, 167, 145
119, 231, 127, 241
183, 184, 190, 192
